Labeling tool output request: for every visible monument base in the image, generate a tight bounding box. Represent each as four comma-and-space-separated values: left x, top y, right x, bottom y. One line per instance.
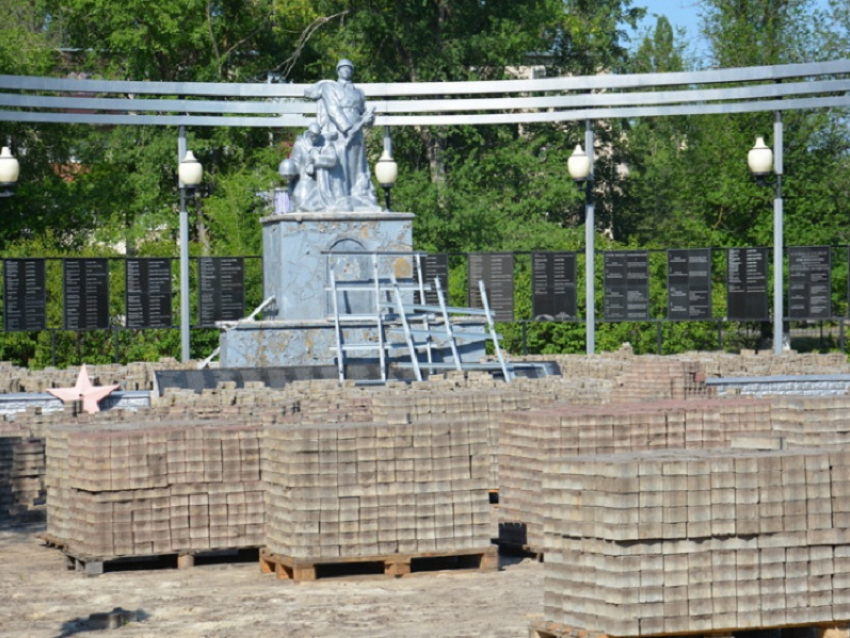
219, 319, 487, 369
261, 211, 415, 322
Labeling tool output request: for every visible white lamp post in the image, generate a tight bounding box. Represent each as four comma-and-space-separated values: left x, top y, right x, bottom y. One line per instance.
178, 149, 203, 363
0, 146, 20, 198
374, 127, 398, 211
748, 114, 784, 355
568, 122, 595, 355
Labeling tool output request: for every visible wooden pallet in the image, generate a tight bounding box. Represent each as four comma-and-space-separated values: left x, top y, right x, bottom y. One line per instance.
529, 621, 609, 638
529, 620, 850, 638
38, 534, 259, 576
260, 545, 498, 581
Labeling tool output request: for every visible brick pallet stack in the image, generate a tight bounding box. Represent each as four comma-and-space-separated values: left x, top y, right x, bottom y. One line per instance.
499, 398, 772, 550
45, 420, 264, 559
770, 396, 850, 447
612, 358, 712, 403
0, 420, 46, 519
263, 418, 492, 560
8, 437, 45, 517
368, 386, 529, 489
540, 447, 850, 637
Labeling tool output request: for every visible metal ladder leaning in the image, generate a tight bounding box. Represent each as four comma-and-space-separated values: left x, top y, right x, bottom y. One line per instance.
329, 254, 389, 383
329, 253, 511, 383
390, 275, 512, 382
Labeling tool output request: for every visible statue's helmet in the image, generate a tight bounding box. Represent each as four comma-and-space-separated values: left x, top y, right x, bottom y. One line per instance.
336, 59, 354, 72
307, 122, 322, 136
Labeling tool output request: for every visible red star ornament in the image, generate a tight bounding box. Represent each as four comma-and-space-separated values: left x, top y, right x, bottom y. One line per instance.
47, 364, 121, 414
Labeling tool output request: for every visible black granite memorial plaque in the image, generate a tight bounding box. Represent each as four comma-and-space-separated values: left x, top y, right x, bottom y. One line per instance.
604, 251, 649, 321
199, 257, 245, 326
3, 258, 47, 332
126, 258, 173, 329
788, 246, 831, 320
532, 252, 577, 321
418, 253, 449, 305
668, 249, 712, 321
468, 253, 514, 322
727, 247, 769, 321
63, 258, 110, 330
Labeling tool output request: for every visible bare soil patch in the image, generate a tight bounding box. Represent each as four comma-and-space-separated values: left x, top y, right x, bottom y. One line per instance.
0, 522, 543, 638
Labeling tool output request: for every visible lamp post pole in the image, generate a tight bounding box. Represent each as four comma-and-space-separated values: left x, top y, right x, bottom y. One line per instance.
178, 127, 190, 363
773, 110, 784, 355
584, 121, 595, 355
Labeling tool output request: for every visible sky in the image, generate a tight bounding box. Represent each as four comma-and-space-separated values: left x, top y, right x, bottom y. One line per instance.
634, 0, 832, 58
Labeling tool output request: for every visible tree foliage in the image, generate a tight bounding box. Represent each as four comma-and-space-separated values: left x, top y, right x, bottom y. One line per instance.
0, 0, 848, 364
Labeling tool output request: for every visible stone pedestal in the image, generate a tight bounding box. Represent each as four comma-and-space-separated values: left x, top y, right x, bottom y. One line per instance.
218, 210, 487, 370
261, 211, 414, 321
220, 211, 412, 369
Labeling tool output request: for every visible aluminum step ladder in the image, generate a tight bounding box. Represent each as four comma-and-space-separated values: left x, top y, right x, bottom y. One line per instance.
391, 276, 512, 382
329, 254, 388, 383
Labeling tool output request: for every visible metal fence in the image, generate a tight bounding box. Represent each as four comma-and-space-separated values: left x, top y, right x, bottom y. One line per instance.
2, 246, 850, 363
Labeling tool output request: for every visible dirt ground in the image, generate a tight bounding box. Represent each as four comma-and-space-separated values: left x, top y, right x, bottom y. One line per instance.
0, 521, 544, 638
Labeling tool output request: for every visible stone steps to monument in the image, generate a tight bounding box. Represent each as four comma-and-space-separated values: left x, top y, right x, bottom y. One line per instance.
259, 545, 498, 582
396, 361, 506, 372
382, 301, 490, 317
391, 326, 497, 341
332, 341, 429, 352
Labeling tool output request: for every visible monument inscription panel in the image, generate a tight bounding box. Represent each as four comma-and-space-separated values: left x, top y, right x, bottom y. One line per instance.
3, 258, 46, 332
532, 252, 577, 321
199, 257, 245, 326
126, 258, 173, 329
64, 258, 110, 330
788, 246, 831, 320
668, 249, 712, 320
727, 247, 769, 321
604, 251, 649, 321
468, 253, 514, 322
418, 253, 449, 306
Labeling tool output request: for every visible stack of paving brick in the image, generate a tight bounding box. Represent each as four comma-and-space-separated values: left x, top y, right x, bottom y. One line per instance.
499, 398, 771, 550
45, 420, 263, 559
8, 437, 45, 517
263, 419, 492, 560
516, 351, 850, 382
368, 386, 529, 488
611, 358, 712, 403
540, 447, 850, 637
770, 396, 850, 447
0, 420, 46, 519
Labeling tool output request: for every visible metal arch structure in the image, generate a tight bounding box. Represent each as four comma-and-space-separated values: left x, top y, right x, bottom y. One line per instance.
2, 59, 850, 361
0, 59, 848, 127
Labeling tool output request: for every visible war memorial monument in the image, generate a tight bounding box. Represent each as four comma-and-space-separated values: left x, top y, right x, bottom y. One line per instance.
3, 59, 850, 638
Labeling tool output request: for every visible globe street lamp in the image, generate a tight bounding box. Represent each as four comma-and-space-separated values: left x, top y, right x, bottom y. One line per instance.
748, 112, 784, 355
747, 136, 773, 187
374, 150, 398, 211
568, 122, 595, 354
0, 146, 20, 198
374, 127, 398, 211
277, 158, 298, 214
178, 150, 203, 363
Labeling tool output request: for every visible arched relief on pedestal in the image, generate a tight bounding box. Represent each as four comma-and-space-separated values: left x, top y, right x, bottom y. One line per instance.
326, 238, 373, 317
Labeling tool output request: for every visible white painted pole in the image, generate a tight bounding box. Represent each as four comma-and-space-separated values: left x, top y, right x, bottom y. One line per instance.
178, 127, 190, 363
585, 120, 595, 355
